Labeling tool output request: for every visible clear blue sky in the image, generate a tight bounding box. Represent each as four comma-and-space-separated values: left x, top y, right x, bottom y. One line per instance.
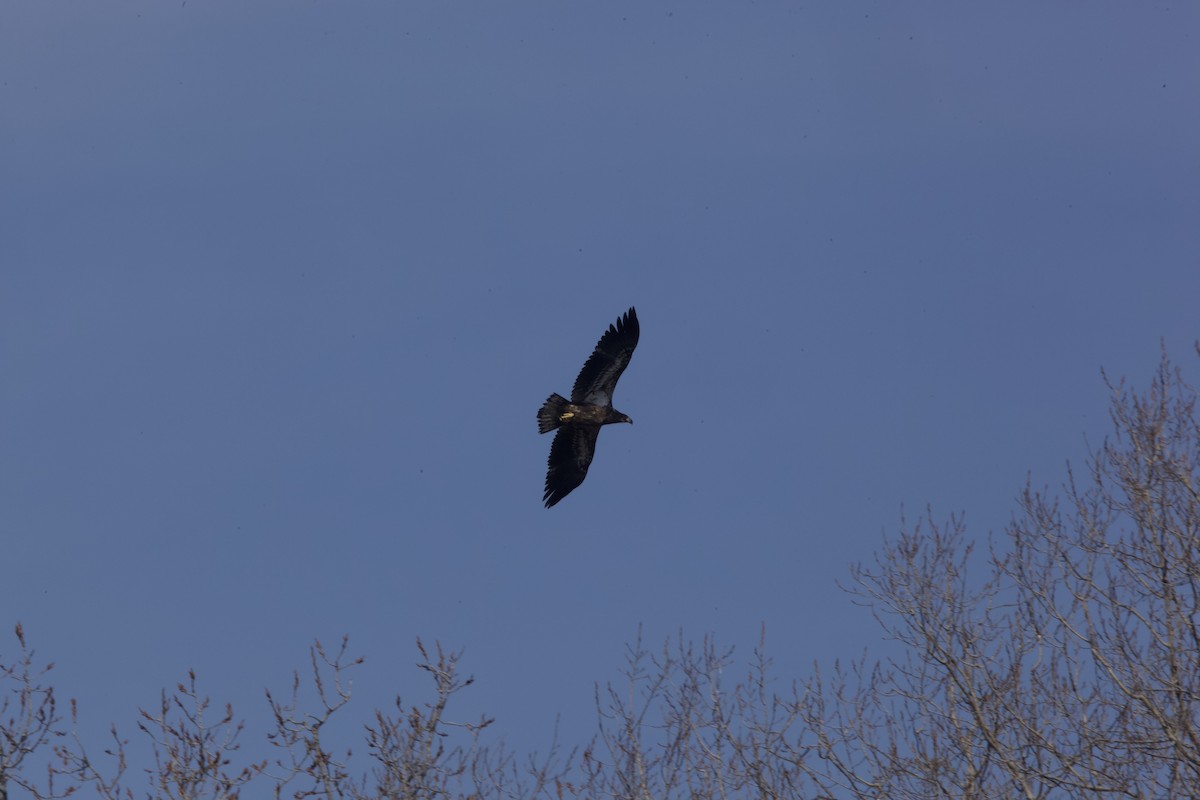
3, 0, 1198, 774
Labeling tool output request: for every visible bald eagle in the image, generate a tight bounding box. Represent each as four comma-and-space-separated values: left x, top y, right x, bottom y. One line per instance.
538, 307, 639, 507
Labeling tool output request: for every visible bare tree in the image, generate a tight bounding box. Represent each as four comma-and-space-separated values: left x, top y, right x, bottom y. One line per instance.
265, 636, 359, 799
136, 671, 263, 800
265, 636, 572, 800
6, 347, 1198, 799
0, 623, 66, 800
578, 629, 810, 800
800, 347, 1200, 799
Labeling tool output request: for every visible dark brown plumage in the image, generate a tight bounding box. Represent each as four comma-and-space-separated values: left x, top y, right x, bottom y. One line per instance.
537, 307, 639, 507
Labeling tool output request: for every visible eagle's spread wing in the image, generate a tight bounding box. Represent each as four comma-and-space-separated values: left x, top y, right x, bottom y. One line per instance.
571, 307, 639, 406
543, 424, 601, 508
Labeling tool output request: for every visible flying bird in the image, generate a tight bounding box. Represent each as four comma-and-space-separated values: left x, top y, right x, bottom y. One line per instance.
538, 307, 639, 507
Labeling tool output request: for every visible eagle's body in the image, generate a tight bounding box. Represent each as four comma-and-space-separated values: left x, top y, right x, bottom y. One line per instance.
538, 307, 639, 507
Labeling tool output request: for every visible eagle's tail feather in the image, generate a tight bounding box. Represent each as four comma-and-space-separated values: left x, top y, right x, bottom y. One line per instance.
538, 393, 569, 433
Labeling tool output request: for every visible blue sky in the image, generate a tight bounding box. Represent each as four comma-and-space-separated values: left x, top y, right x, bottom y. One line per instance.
3, 0, 1199, 775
